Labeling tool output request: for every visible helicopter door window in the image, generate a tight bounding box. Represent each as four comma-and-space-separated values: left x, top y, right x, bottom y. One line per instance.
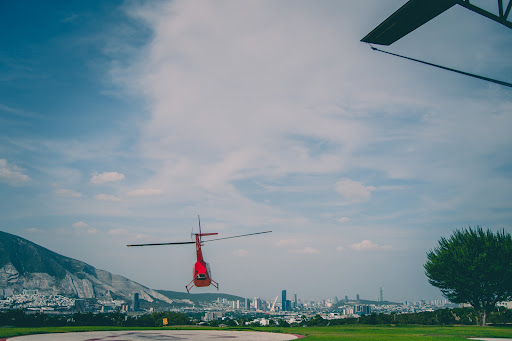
196, 273, 207, 280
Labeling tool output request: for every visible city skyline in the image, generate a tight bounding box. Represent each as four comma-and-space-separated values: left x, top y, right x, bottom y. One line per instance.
1, 0, 511, 302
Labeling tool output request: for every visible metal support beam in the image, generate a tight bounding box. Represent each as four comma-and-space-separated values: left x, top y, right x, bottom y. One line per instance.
362, 0, 512, 46
361, 0, 457, 45
506, 0, 512, 19
456, 0, 512, 29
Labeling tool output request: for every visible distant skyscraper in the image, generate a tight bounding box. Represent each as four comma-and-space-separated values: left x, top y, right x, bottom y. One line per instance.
286, 300, 292, 311
356, 294, 360, 301
282, 290, 287, 311
379, 287, 383, 302
74, 299, 86, 312
133, 293, 140, 311
254, 297, 263, 310
294, 294, 297, 309
345, 295, 348, 301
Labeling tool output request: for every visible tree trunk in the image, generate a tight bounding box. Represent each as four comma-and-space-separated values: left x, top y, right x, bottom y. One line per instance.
480, 310, 487, 326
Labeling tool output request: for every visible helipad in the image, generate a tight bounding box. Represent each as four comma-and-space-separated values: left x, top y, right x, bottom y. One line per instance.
4, 330, 301, 341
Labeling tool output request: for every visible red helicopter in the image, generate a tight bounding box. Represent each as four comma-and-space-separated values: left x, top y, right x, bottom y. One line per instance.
127, 216, 271, 293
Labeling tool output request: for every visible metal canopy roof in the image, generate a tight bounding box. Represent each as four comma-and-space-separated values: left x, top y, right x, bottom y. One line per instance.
361, 0, 457, 45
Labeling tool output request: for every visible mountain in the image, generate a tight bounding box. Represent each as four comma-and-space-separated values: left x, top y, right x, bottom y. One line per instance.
0, 231, 184, 305
157, 290, 245, 305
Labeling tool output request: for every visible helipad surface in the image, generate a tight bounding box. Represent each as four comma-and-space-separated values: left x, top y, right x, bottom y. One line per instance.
5, 330, 300, 341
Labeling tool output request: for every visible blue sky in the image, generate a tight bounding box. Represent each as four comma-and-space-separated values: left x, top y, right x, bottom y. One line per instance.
1, 0, 511, 302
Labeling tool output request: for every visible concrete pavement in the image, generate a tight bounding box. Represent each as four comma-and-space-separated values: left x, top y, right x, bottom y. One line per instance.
5, 330, 300, 341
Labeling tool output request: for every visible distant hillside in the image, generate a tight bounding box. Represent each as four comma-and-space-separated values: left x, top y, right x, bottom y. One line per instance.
335, 299, 400, 308
157, 290, 246, 305
0, 231, 185, 305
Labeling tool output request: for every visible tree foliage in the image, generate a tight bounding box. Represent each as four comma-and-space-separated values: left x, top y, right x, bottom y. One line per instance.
424, 227, 512, 325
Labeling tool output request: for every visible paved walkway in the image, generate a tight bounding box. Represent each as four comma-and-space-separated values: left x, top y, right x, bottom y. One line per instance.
5, 330, 300, 341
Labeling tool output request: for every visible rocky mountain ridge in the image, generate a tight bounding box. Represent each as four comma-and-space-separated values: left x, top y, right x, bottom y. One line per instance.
0, 231, 185, 305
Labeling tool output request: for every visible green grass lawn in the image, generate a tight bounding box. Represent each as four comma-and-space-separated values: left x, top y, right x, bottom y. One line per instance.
1, 325, 512, 340
268, 325, 512, 340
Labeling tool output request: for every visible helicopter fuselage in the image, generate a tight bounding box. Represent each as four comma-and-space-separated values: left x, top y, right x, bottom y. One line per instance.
187, 232, 218, 292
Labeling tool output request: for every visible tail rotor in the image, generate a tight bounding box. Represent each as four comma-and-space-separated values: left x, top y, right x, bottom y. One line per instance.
198, 215, 202, 243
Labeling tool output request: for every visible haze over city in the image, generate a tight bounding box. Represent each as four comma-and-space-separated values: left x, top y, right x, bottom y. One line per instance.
1, 0, 511, 303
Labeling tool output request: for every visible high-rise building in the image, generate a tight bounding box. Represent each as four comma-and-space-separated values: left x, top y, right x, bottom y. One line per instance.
282, 290, 287, 311
379, 287, 383, 302
356, 294, 360, 301
345, 295, 348, 301
74, 299, 86, 312
133, 293, 140, 311
294, 294, 297, 309
254, 297, 263, 310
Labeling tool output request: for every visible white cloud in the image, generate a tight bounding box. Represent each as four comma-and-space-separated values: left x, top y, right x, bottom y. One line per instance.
72, 221, 89, 229
289, 246, 320, 255
335, 178, 375, 204
94, 194, 121, 202
109, 228, 150, 241
127, 188, 163, 197
350, 240, 392, 251
55, 188, 82, 198
337, 217, 350, 223
108, 228, 129, 236
336, 246, 345, 251
114, 0, 376, 210
351, 240, 378, 250
0, 159, 30, 185
72, 221, 97, 235
233, 249, 249, 257
90, 171, 125, 184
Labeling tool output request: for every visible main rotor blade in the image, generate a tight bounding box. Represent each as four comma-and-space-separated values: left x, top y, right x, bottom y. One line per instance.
127, 241, 195, 247
202, 230, 272, 243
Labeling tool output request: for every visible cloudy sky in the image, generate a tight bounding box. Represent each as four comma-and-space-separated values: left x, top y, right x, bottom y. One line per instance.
1, 0, 511, 302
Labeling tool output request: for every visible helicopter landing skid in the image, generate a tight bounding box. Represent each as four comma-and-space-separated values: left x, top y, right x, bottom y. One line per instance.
211, 279, 219, 291
185, 279, 195, 293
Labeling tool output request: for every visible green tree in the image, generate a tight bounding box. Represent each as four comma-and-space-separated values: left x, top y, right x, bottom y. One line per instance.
424, 227, 512, 326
